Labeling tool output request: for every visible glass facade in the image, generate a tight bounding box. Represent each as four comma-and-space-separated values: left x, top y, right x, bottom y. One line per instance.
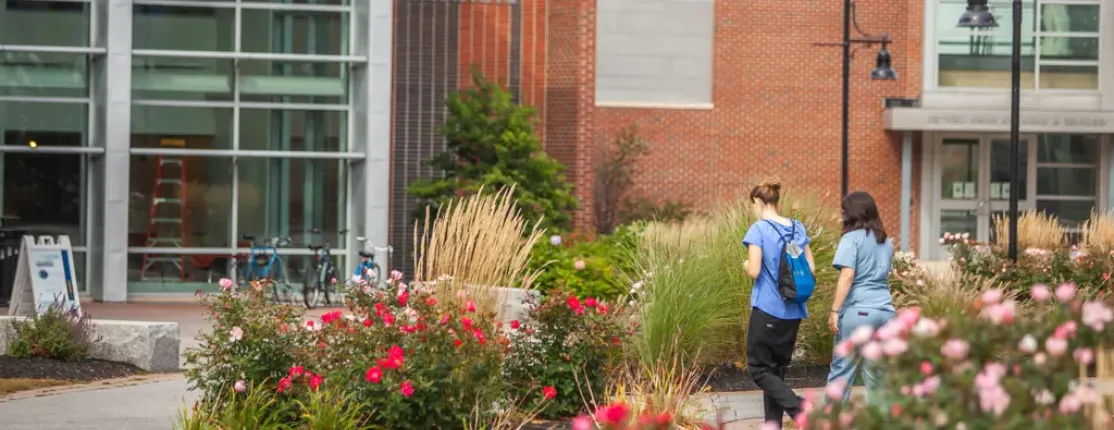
936, 0, 1102, 90
1, 0, 391, 299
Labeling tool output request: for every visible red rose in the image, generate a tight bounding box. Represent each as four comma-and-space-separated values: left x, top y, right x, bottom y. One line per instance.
400, 380, 415, 397
309, 373, 323, 391
289, 365, 305, 377
510, 320, 521, 330
398, 291, 409, 307
277, 376, 293, 393
363, 318, 373, 328
365, 366, 382, 384
542, 385, 557, 400
584, 297, 598, 308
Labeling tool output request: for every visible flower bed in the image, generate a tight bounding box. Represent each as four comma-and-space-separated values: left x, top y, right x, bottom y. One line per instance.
801, 284, 1114, 429
180, 276, 633, 429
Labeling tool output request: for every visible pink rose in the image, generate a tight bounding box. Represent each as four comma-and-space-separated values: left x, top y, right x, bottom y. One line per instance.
1035, 352, 1048, 366
897, 307, 922, 329
1030, 284, 1051, 302
941, 339, 970, 361
875, 320, 904, 341
574, 260, 586, 271
1018, 335, 1038, 354
234, 380, 246, 392
1054, 321, 1078, 339
1074, 347, 1095, 365
825, 378, 847, 401
849, 325, 874, 345
1082, 301, 1114, 331
920, 361, 934, 376
861, 341, 883, 361
1046, 337, 1069, 357
218, 278, 234, 291
882, 338, 909, 357
912, 318, 940, 338
922, 375, 941, 395
981, 289, 1004, 305
834, 340, 854, 358
839, 412, 854, 427
1056, 283, 1077, 302
1059, 393, 1082, 414
572, 416, 593, 430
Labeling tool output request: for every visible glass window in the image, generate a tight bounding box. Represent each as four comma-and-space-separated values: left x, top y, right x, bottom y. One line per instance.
1, 0, 90, 47
990, 139, 1028, 200
242, 0, 349, 4
131, 106, 235, 150
0, 52, 89, 98
132, 57, 234, 101
1037, 134, 1099, 163
937, 0, 1101, 90
0, 121, 87, 245
1037, 168, 1097, 196
941, 210, 978, 238
1036, 200, 1093, 229
132, 4, 235, 52
240, 9, 347, 55
239, 61, 347, 104
239, 108, 346, 152
236, 158, 345, 248
127, 155, 233, 249
940, 139, 978, 199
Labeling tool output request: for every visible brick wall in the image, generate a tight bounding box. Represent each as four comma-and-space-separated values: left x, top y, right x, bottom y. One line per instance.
589, 0, 926, 250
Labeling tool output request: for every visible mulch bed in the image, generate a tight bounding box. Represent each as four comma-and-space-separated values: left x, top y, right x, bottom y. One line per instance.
0, 356, 142, 381
700, 363, 831, 392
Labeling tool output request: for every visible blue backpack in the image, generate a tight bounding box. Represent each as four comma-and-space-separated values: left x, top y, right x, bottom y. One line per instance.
763, 220, 815, 304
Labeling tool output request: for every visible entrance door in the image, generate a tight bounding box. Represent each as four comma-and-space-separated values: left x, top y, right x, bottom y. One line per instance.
936, 136, 1033, 255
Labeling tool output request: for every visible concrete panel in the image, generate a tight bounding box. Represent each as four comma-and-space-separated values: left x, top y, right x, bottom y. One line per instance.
596, 0, 714, 106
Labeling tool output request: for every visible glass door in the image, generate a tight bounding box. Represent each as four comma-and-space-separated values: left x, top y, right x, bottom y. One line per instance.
936, 136, 1033, 255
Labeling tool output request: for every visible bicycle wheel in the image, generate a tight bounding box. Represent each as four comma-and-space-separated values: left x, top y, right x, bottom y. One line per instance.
321, 262, 337, 305
277, 260, 293, 304
302, 265, 320, 309
371, 263, 383, 289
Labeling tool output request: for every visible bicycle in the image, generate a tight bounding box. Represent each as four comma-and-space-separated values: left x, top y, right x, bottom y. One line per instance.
303, 228, 348, 309
232, 235, 295, 304
354, 237, 393, 289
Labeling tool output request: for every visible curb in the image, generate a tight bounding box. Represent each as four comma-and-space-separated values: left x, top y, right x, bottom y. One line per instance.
0, 372, 185, 403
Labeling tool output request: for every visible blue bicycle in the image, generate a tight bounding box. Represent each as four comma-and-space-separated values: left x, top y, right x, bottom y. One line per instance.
353, 236, 393, 289
232, 235, 294, 304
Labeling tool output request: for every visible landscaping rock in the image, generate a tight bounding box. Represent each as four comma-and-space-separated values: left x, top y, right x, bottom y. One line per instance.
0, 317, 180, 372
494, 287, 539, 323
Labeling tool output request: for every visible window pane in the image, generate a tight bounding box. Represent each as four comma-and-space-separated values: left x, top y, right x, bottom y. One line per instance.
1039, 64, 1098, 90
236, 158, 346, 248
1, 128, 86, 245
990, 139, 1027, 200
131, 106, 235, 150
936, 1, 1036, 89
239, 109, 346, 152
128, 156, 233, 249
132, 57, 234, 101
941, 210, 978, 239
241, 9, 347, 55
1, 0, 90, 47
0, 52, 88, 97
242, 0, 349, 4
0, 101, 87, 141
1040, 4, 1100, 33
940, 139, 978, 200
239, 61, 346, 104
1036, 200, 1094, 229
1037, 134, 1099, 163
1038, 37, 1099, 61
1037, 168, 1097, 196
133, 5, 234, 51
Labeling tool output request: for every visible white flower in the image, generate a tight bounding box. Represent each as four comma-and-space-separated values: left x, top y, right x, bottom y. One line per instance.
550, 235, 562, 246
229, 326, 244, 342
1018, 335, 1038, 354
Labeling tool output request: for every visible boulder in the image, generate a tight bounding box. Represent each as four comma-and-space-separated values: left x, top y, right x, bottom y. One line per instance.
0, 316, 180, 372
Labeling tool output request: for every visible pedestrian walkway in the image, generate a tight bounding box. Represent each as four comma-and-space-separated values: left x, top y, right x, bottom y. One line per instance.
0, 375, 197, 430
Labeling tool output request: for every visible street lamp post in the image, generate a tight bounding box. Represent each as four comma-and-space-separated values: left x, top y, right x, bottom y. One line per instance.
816, 1, 897, 198
957, 0, 1020, 261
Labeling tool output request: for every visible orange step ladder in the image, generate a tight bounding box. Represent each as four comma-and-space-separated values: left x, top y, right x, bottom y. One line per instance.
140, 138, 189, 281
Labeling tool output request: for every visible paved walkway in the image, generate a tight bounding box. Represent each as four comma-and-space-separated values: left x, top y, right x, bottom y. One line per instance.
0, 376, 198, 430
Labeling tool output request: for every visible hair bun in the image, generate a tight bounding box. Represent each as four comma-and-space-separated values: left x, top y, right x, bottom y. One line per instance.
760, 179, 782, 191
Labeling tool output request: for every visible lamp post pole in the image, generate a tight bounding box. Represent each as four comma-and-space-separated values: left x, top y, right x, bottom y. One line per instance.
841, 0, 852, 198
1007, 0, 1021, 261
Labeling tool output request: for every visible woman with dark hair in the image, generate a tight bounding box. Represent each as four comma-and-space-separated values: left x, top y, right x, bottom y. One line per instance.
742, 179, 815, 426
826, 191, 896, 404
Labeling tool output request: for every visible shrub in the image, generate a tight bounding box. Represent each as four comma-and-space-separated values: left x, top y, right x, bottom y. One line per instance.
527, 226, 642, 300
408, 71, 576, 232
184, 280, 303, 405
294, 278, 509, 429
8, 300, 97, 361
634, 192, 842, 367
802, 286, 1114, 429
503, 290, 629, 418
947, 234, 1114, 297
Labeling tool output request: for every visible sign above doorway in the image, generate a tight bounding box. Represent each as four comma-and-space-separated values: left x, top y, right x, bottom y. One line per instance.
885, 108, 1114, 133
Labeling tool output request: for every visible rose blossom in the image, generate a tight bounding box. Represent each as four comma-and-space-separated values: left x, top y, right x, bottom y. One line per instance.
834, 340, 854, 358
574, 260, 586, 271
234, 380, 246, 392
978, 385, 1011, 416
875, 320, 904, 341
1033, 388, 1055, 405
849, 325, 874, 345
400, 380, 415, 397
882, 338, 909, 357
550, 235, 563, 246
912, 318, 940, 338
1074, 347, 1095, 365
229, 326, 243, 342
825, 378, 847, 401
1082, 301, 1114, 331
390, 270, 403, 281
543, 386, 557, 400
981, 289, 1004, 305
218, 277, 234, 291
920, 361, 934, 376
861, 341, 883, 361
1035, 352, 1048, 366
1046, 337, 1069, 357
941, 339, 970, 360
1060, 394, 1082, 414
1030, 284, 1051, 302
1056, 283, 1077, 302
897, 306, 922, 329
572, 416, 593, 430
1019, 335, 1038, 354
980, 301, 1016, 325
1055, 321, 1078, 339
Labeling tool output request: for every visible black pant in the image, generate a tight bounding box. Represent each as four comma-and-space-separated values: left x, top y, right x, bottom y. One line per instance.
746, 308, 803, 425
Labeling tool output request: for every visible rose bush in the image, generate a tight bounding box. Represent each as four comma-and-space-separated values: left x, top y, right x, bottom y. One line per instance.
503, 289, 630, 418
800, 284, 1114, 430
944, 232, 1114, 297
526, 227, 641, 300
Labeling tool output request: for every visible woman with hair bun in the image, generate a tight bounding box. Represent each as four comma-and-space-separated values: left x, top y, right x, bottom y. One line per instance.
741, 179, 816, 427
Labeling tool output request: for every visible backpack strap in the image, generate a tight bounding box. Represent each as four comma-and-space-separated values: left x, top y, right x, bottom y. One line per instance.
759, 220, 792, 281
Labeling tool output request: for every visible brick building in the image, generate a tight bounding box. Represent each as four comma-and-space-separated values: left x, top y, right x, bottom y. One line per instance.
391, 0, 1114, 268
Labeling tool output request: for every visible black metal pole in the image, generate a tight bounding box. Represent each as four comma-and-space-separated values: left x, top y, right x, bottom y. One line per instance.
1008, 0, 1021, 261
841, 0, 851, 198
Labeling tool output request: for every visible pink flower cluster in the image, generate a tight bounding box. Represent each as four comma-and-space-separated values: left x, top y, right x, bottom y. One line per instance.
570, 402, 681, 430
